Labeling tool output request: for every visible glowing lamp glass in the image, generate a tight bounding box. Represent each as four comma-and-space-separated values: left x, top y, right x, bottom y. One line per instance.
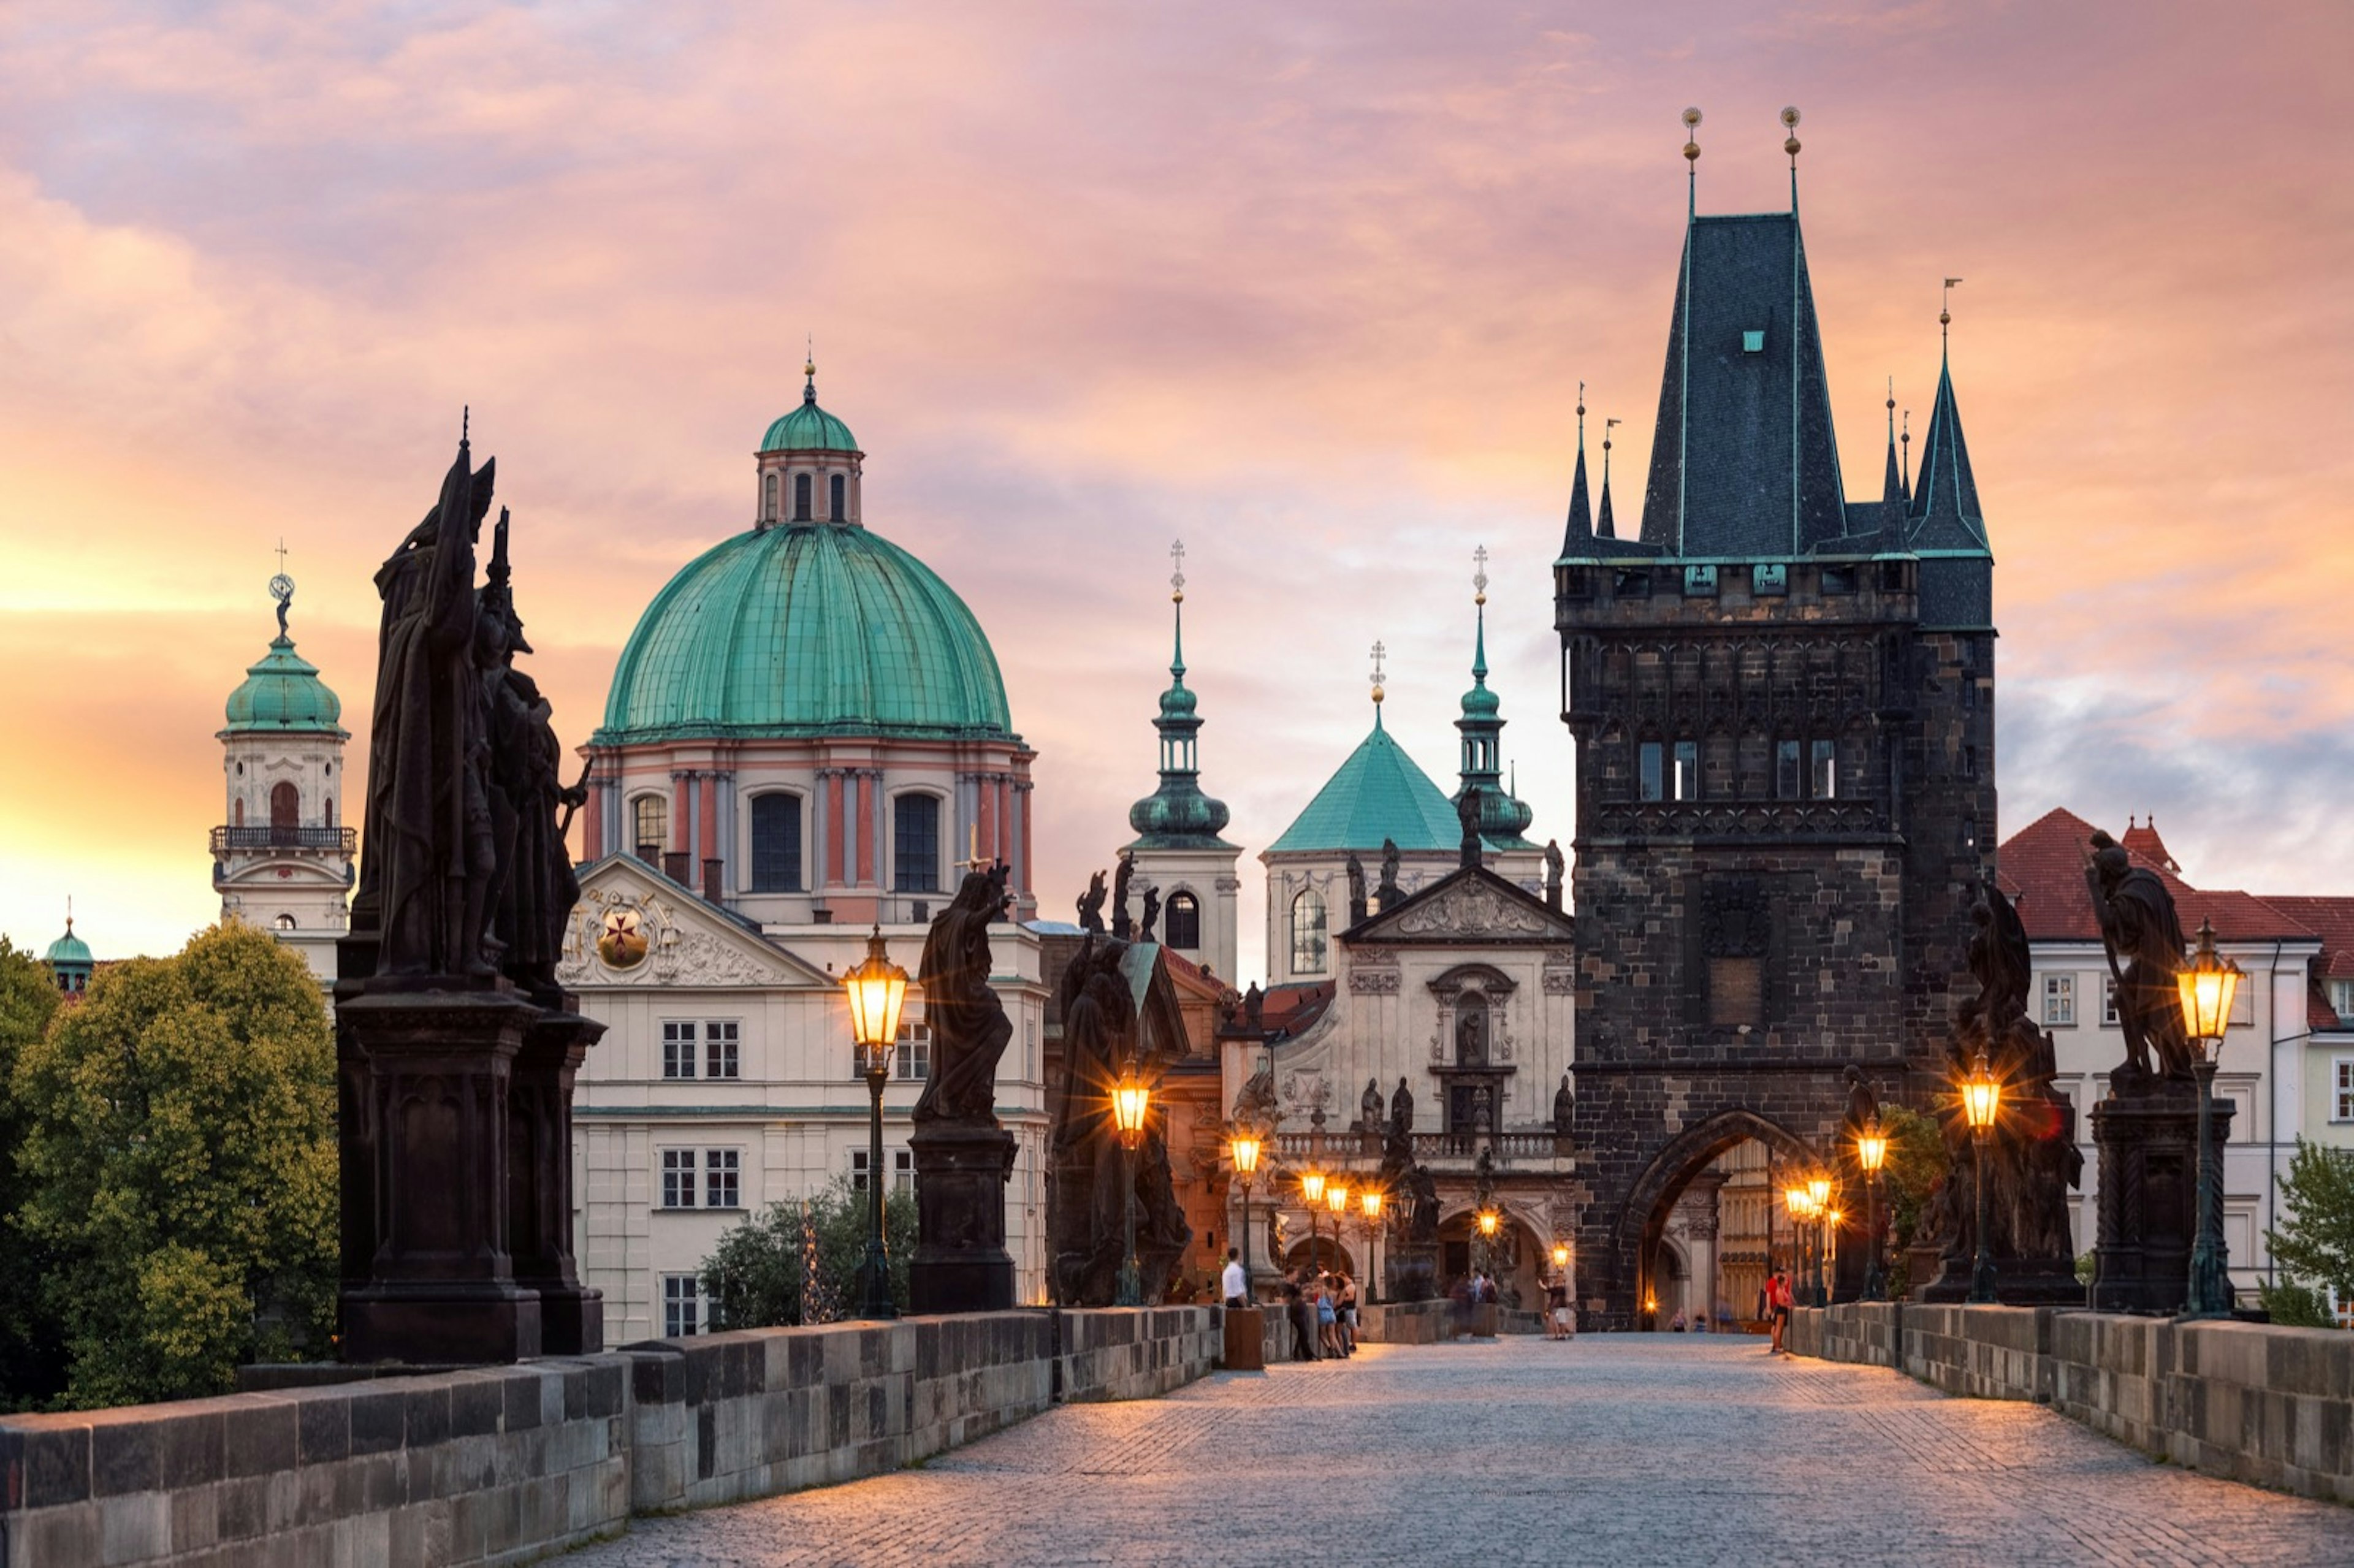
1551, 1243, 1570, 1269
1807, 1174, 1831, 1210
1110, 1071, 1150, 1150
1327, 1184, 1349, 1216
2176, 917, 2242, 1049
843, 927, 908, 1073
1785, 1186, 1813, 1218
1856, 1119, 1887, 1174
1477, 1208, 1500, 1238
1230, 1134, 1262, 1178
1301, 1170, 1326, 1205
1961, 1050, 2002, 1133
1360, 1190, 1382, 1220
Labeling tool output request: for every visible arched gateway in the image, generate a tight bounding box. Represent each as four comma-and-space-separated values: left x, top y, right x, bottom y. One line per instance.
1553, 141, 1998, 1329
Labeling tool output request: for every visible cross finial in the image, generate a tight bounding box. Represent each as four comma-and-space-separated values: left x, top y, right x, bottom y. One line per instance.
460, 405, 470, 449
1369, 640, 1387, 706
1169, 538, 1186, 603
956, 822, 990, 878
275, 538, 289, 574
1472, 544, 1489, 607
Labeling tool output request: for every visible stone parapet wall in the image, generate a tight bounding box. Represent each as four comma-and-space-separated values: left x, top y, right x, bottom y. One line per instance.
0, 1308, 1216, 1568
1792, 1303, 2354, 1506
1360, 1300, 1452, 1344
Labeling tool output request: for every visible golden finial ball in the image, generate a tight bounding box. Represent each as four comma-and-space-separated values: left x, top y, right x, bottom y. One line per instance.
1785, 136, 1801, 157
1475, 590, 1488, 607
1781, 106, 1801, 128
1371, 684, 1385, 704
1683, 107, 1702, 128
804, 358, 815, 378
1683, 142, 1701, 163
1939, 309, 1951, 326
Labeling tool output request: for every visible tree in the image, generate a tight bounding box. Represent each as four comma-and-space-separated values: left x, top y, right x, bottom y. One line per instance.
702, 1176, 916, 1330
2264, 1137, 2354, 1326
13, 923, 337, 1407
0, 939, 64, 1407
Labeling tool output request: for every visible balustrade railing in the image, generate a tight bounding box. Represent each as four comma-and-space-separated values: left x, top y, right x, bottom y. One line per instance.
1265, 1128, 1569, 1166
210, 825, 357, 853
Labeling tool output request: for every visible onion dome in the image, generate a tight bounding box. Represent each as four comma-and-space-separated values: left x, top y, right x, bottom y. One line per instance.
223, 579, 345, 736
1127, 577, 1233, 849
598, 521, 1013, 742
1454, 573, 1535, 849
760, 362, 861, 454
45, 915, 92, 995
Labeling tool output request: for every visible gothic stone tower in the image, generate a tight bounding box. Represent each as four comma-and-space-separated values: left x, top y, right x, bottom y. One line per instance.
1554, 148, 1995, 1328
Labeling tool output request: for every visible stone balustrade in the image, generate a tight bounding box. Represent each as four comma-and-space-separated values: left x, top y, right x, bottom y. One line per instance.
0, 1307, 1217, 1568
1790, 1302, 2354, 1505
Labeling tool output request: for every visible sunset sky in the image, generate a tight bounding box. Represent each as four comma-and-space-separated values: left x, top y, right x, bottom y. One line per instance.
2, 1, 2349, 979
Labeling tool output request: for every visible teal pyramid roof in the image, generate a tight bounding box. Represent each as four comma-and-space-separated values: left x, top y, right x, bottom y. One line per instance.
1267, 712, 1460, 854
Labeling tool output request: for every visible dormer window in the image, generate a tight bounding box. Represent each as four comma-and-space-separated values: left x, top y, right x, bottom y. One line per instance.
830, 473, 847, 521
794, 474, 812, 522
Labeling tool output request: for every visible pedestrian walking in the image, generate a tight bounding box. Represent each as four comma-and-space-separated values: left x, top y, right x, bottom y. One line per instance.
1545, 1276, 1572, 1341
1284, 1271, 1316, 1361
1316, 1274, 1341, 1357
1221, 1247, 1247, 1309
1336, 1273, 1358, 1355
1766, 1270, 1794, 1355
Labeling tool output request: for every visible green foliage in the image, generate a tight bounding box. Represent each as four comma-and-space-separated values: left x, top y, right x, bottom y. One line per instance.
1878, 1103, 1947, 1254
2257, 1278, 2339, 1328
2075, 1251, 2095, 1285
0, 940, 64, 1407
702, 1175, 916, 1330
13, 923, 337, 1407
2263, 1138, 2354, 1324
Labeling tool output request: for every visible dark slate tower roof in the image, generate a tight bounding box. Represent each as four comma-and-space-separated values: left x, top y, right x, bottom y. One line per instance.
1638, 210, 1848, 558
1560, 398, 1594, 554
1905, 353, 1987, 552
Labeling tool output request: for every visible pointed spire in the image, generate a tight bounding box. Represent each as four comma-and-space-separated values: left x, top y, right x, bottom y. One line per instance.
1561, 383, 1594, 551
1457, 547, 1534, 848
1682, 107, 1702, 217
803, 337, 818, 406
1781, 105, 1802, 210
1471, 546, 1490, 681
1900, 408, 1911, 501
1906, 281, 1987, 552
1598, 417, 1621, 539
1128, 538, 1230, 848
1880, 376, 1905, 525
1167, 538, 1186, 679
1368, 639, 1387, 731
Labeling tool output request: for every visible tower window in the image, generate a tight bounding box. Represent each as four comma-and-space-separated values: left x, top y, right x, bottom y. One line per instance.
1289, 888, 1328, 976
793, 473, 812, 521
763, 472, 778, 521
1775, 740, 1802, 801
1672, 740, 1699, 802
1639, 742, 1664, 802
270, 781, 300, 835
893, 794, 940, 892
1811, 740, 1837, 800
749, 793, 802, 891
829, 473, 847, 520
633, 795, 668, 862
1165, 891, 1200, 951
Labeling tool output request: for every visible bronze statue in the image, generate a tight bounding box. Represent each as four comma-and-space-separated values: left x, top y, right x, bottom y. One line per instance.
1457, 785, 1484, 868
1360, 1076, 1384, 1134
911, 866, 1015, 1124
1138, 883, 1162, 943
1544, 840, 1566, 909
1346, 852, 1368, 924
1075, 870, 1107, 934
2085, 831, 2193, 1080
1111, 852, 1135, 941
1552, 1073, 1575, 1136
354, 431, 499, 976
1230, 1052, 1278, 1132
1378, 839, 1401, 905
1388, 1076, 1415, 1143
1840, 1064, 1878, 1138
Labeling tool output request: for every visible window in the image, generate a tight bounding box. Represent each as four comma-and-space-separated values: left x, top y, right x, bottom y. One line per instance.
662, 1274, 704, 1338
749, 793, 802, 891
633, 795, 668, 861
1165, 891, 1201, 950
2331, 980, 2354, 1024
270, 780, 299, 834
2043, 974, 2077, 1028
705, 1021, 739, 1080
1962, 744, 1979, 779
2103, 978, 2120, 1028
793, 473, 812, 520
704, 1149, 741, 1209
1775, 740, 1802, 801
850, 1147, 913, 1193
2336, 1059, 2354, 1122
1639, 742, 1664, 802
660, 1149, 697, 1209
273, 913, 297, 932
896, 1018, 930, 1081
661, 1021, 696, 1079
1753, 564, 1788, 596
763, 472, 777, 521
1290, 888, 1328, 975
893, 794, 941, 892
829, 473, 847, 520
2230, 976, 2255, 1029
1672, 740, 1699, 802
1811, 740, 1836, 800
1821, 565, 1856, 594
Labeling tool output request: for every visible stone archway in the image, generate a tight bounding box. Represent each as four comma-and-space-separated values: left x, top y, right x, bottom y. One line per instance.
1613, 1109, 1820, 1332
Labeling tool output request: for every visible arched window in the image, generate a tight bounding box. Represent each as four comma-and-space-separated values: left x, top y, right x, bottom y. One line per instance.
793, 473, 812, 521
633, 795, 668, 862
273, 913, 297, 932
1454, 992, 1490, 1066
893, 794, 940, 892
749, 793, 802, 892
270, 781, 300, 835
1164, 891, 1200, 950
1289, 888, 1327, 975
829, 473, 847, 520
234, 799, 245, 828
763, 472, 779, 520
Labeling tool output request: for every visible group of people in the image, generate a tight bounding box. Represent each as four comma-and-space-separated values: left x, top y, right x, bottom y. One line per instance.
1444, 1269, 1501, 1338
1219, 1247, 1358, 1360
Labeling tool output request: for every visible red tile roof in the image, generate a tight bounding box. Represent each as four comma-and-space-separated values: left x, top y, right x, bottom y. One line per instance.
1997, 807, 2314, 945
2256, 895, 2354, 1030
2119, 816, 2179, 873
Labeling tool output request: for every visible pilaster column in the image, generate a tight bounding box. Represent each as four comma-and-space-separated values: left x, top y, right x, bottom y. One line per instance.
670, 771, 693, 854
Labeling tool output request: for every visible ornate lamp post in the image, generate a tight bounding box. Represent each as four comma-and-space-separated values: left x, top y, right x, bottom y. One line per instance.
1784, 1185, 1815, 1307
1960, 1046, 2003, 1304
843, 927, 909, 1321
1111, 1065, 1151, 1306
2177, 917, 2244, 1320
1326, 1182, 1350, 1276
1856, 1117, 1889, 1302
1806, 1173, 1832, 1307
1475, 1205, 1501, 1282
1230, 1132, 1262, 1294
1360, 1189, 1384, 1304
1300, 1168, 1327, 1275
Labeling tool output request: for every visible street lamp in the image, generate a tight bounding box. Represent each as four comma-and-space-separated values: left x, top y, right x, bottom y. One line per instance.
1475, 1205, 1501, 1282
1856, 1117, 1889, 1301
1111, 1065, 1151, 1306
1960, 1046, 2003, 1304
1806, 1173, 1833, 1305
1230, 1132, 1262, 1295
1360, 1189, 1384, 1304
1301, 1168, 1327, 1276
1325, 1182, 1350, 1279
1784, 1186, 1815, 1309
844, 927, 909, 1321
2177, 917, 2243, 1320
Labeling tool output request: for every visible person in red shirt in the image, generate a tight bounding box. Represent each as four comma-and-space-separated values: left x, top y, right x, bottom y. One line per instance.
1766, 1270, 1794, 1355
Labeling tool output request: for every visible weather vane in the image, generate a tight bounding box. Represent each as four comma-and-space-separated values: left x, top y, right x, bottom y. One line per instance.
1369, 640, 1387, 706
1941, 277, 1964, 330
1472, 544, 1489, 607
269, 541, 295, 638
1169, 538, 1186, 602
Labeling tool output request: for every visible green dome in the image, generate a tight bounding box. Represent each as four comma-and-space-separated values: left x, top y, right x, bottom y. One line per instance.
44, 923, 90, 968
760, 378, 859, 454
598, 522, 1016, 743
224, 635, 345, 736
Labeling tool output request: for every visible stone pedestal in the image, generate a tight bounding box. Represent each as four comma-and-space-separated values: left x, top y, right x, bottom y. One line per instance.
509, 1003, 606, 1354
1222, 1306, 1266, 1370
2090, 1076, 2231, 1314
1386, 1238, 1437, 1303
337, 981, 543, 1364
908, 1121, 1017, 1314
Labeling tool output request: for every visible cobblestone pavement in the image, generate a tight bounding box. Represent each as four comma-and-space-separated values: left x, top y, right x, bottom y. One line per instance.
568, 1337, 2353, 1567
